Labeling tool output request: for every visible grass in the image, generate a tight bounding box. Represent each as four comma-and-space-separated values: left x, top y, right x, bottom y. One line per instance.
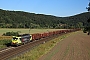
0, 36, 12, 49
0, 36, 12, 40
0, 28, 66, 35
12, 32, 73, 60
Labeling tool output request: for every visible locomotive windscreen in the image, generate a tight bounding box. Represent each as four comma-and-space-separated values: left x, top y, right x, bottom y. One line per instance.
13, 37, 18, 40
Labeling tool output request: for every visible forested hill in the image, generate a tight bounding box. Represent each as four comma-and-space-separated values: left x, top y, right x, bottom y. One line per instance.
0, 9, 90, 29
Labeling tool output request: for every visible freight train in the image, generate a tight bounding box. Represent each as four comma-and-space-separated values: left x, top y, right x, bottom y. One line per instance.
11, 29, 79, 46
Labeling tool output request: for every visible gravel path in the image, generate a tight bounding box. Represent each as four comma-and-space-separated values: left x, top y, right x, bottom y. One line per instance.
39, 31, 90, 60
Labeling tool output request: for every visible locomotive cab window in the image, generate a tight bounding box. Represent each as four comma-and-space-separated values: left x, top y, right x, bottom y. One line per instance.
13, 38, 18, 40
20, 38, 21, 40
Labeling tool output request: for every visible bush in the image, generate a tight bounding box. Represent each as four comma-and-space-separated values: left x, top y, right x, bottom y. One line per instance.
0, 40, 11, 45
0, 40, 11, 48
83, 28, 87, 33
3, 31, 19, 36
83, 27, 90, 35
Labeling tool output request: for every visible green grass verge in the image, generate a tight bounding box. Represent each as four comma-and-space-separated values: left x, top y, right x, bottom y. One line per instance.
12, 32, 75, 60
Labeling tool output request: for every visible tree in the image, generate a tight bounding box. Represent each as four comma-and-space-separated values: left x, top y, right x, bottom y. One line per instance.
87, 18, 90, 23
84, 1, 90, 35
86, 2, 90, 12
0, 8, 90, 29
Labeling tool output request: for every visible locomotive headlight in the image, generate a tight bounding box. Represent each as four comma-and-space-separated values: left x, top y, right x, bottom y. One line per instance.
12, 42, 18, 44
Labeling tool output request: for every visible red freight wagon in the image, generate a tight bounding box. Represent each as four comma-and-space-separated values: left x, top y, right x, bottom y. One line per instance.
56, 31, 59, 34
61, 30, 66, 33
66, 30, 71, 32
53, 31, 56, 35
41, 33, 48, 38
49, 32, 53, 36
41, 33, 44, 38
32, 33, 41, 40
60, 30, 64, 33
59, 30, 62, 34
53, 31, 58, 35
58, 30, 62, 34
44, 33, 49, 37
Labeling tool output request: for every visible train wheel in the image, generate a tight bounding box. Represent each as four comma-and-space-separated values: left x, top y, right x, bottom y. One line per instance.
16, 44, 19, 47
88, 32, 90, 35
23, 42, 25, 45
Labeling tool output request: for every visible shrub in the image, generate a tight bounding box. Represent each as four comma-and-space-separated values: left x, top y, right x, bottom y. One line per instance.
3, 31, 19, 36
0, 40, 11, 45
0, 40, 11, 48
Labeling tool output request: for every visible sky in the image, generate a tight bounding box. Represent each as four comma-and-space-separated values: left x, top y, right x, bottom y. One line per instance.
0, 0, 89, 17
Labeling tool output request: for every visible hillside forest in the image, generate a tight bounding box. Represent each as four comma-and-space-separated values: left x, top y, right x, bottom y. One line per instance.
0, 9, 90, 29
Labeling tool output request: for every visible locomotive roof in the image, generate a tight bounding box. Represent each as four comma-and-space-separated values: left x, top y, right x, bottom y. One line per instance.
17, 34, 30, 37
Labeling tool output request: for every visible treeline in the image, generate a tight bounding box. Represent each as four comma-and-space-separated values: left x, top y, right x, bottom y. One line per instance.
0, 9, 90, 29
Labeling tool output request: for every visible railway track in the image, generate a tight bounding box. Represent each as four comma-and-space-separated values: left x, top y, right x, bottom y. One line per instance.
0, 47, 15, 53
0, 28, 79, 60
0, 33, 62, 60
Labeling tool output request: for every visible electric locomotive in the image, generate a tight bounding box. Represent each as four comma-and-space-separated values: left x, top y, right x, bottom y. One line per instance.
11, 34, 32, 46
